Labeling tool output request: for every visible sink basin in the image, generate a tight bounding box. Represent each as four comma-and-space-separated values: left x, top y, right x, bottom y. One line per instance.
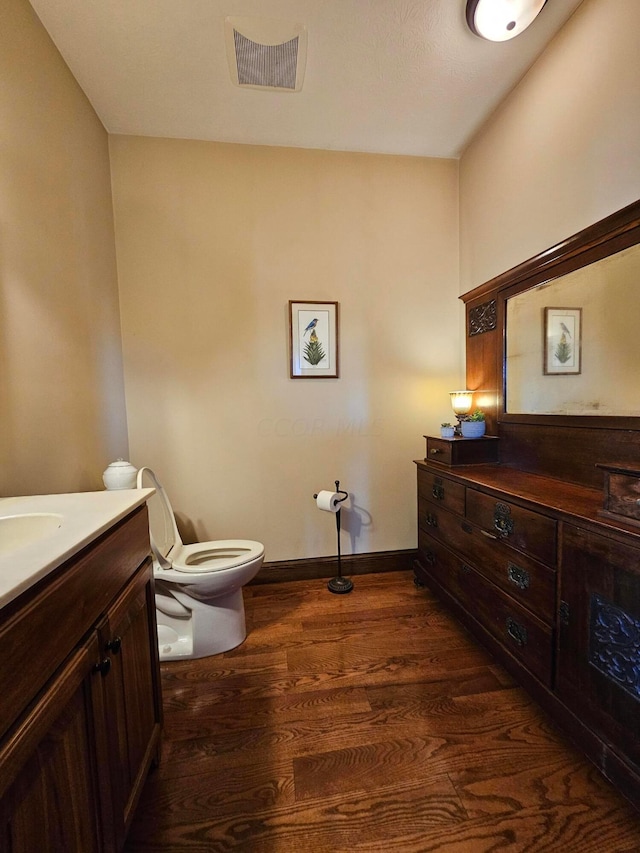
0, 513, 63, 555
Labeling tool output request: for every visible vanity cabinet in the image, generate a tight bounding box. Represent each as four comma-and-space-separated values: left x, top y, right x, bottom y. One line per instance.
0, 632, 111, 851
415, 460, 640, 808
0, 505, 162, 852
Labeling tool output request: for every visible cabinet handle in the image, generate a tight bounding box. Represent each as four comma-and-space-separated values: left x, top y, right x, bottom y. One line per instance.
505, 617, 527, 648
93, 658, 111, 677
461, 522, 473, 534
480, 529, 498, 540
423, 551, 436, 566
105, 636, 122, 654
494, 502, 515, 537
507, 563, 530, 591
430, 448, 443, 455
425, 513, 438, 528
460, 564, 472, 575
432, 485, 445, 501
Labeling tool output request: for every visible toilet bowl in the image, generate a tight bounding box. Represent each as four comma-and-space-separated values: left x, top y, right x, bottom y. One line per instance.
137, 467, 264, 661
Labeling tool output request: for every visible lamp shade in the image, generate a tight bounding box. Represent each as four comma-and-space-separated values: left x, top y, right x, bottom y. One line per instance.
466, 0, 548, 42
450, 391, 473, 416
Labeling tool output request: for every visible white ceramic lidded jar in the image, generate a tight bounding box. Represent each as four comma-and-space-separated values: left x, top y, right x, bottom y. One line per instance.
102, 459, 138, 490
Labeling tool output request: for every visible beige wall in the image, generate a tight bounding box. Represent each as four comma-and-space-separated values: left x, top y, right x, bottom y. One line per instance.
0, 0, 128, 496
460, 0, 640, 292
110, 138, 460, 561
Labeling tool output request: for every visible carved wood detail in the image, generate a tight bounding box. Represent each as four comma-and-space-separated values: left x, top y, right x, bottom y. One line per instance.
590, 593, 640, 701
468, 299, 497, 336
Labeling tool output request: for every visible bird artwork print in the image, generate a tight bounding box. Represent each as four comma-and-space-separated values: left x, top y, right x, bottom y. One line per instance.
554, 319, 573, 365
300, 315, 326, 366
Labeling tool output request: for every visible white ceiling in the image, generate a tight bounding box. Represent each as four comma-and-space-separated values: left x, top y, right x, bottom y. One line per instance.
29, 0, 584, 158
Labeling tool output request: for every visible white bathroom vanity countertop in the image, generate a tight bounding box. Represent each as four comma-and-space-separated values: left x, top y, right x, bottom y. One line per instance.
0, 489, 154, 609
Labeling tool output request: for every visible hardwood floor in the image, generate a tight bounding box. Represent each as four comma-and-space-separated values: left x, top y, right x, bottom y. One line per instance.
125, 571, 640, 852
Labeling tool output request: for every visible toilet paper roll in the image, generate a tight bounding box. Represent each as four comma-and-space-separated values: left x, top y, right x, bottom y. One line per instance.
316, 490, 341, 513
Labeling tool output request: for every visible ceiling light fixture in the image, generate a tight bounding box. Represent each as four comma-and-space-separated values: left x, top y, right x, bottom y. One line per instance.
466, 0, 548, 42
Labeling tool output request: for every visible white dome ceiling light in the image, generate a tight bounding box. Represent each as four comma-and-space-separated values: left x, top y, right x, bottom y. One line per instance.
466, 0, 548, 42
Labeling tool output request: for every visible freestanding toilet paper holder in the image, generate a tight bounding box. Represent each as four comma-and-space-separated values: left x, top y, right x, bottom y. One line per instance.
313, 480, 352, 594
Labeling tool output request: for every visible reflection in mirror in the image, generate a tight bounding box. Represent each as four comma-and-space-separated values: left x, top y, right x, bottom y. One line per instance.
506, 242, 640, 416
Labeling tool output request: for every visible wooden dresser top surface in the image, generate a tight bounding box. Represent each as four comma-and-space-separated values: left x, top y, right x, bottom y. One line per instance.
416, 460, 640, 545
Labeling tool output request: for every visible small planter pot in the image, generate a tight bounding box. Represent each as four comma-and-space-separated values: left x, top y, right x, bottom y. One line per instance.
461, 421, 486, 439
440, 427, 455, 438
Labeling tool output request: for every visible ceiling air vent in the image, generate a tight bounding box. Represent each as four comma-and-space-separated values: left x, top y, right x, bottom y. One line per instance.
225, 17, 307, 93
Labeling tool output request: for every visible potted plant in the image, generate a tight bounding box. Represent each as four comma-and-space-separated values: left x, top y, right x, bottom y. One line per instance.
461, 410, 486, 438
440, 422, 455, 438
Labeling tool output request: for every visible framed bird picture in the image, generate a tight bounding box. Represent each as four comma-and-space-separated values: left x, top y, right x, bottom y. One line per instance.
289, 301, 339, 378
543, 307, 582, 375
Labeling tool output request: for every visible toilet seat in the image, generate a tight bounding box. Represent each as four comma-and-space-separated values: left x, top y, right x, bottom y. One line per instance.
137, 467, 264, 577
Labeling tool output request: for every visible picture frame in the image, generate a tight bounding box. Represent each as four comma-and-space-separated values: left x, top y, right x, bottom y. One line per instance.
289, 301, 339, 378
543, 307, 582, 375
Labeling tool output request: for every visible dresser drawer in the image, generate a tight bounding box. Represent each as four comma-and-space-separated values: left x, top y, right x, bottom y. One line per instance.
425, 436, 499, 467
417, 529, 553, 686
417, 529, 462, 596
418, 498, 556, 623
425, 437, 454, 466
466, 489, 557, 567
459, 562, 553, 687
418, 468, 465, 516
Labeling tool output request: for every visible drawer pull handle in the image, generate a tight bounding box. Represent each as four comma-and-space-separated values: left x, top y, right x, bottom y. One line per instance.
424, 551, 436, 567
425, 513, 438, 528
93, 658, 111, 677
461, 522, 473, 534
105, 636, 122, 654
507, 563, 530, 591
494, 502, 515, 537
430, 448, 443, 455
432, 485, 445, 501
506, 617, 527, 648
480, 529, 498, 540
460, 564, 472, 575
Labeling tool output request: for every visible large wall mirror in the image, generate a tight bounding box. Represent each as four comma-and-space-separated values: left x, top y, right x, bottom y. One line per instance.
499, 199, 640, 425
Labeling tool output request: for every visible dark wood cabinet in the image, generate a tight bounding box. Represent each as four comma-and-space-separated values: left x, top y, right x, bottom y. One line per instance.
424, 435, 499, 466
0, 506, 162, 852
0, 633, 111, 852
440, 200, 640, 811
558, 525, 640, 770
416, 464, 556, 689
415, 460, 640, 809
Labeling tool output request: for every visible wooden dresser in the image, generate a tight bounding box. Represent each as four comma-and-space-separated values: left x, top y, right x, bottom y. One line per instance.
415, 200, 640, 810
415, 458, 640, 808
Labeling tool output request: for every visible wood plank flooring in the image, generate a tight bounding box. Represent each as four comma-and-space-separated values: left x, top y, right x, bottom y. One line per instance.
125, 571, 640, 852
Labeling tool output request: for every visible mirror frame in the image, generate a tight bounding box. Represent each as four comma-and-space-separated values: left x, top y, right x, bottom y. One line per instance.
496, 199, 640, 429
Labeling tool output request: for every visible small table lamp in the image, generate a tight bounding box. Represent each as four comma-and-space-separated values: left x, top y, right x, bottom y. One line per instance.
449, 391, 473, 435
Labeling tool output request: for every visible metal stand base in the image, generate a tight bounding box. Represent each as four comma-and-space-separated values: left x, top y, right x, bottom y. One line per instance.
327, 576, 354, 594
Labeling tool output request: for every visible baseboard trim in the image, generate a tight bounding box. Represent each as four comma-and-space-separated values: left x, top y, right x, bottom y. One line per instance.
250, 549, 417, 585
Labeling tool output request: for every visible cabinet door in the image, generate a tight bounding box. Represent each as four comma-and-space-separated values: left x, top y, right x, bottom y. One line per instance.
558, 525, 640, 769
99, 560, 162, 848
0, 634, 115, 853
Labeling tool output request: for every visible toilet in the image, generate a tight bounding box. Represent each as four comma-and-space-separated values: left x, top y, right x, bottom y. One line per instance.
137, 467, 264, 661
